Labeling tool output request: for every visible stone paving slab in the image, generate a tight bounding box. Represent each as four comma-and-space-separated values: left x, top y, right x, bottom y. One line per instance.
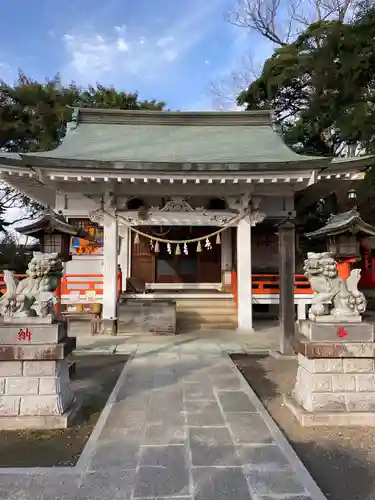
0, 343, 326, 500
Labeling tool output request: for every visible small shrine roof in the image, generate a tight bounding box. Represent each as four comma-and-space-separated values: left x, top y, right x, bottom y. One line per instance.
0, 108, 332, 169
16, 208, 79, 236
305, 209, 375, 238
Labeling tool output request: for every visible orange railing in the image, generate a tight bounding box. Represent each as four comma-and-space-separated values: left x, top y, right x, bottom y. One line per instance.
0, 273, 308, 305
59, 274, 122, 299
0, 274, 27, 295
252, 274, 312, 295
0, 273, 122, 301
60, 274, 103, 297
230, 272, 313, 309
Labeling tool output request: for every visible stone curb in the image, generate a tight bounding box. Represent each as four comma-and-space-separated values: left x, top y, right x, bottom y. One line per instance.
74, 346, 117, 356
269, 350, 297, 360
75, 347, 138, 472
229, 352, 327, 500
0, 348, 136, 476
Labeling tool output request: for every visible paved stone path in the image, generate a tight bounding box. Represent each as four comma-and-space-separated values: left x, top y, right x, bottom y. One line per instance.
0, 346, 327, 499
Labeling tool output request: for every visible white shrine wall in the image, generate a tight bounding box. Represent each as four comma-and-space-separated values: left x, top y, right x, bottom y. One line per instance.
55, 193, 99, 216
65, 256, 103, 275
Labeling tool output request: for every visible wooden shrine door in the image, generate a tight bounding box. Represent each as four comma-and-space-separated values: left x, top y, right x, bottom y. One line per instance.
130, 233, 155, 283
197, 232, 222, 282
155, 227, 221, 283
130, 227, 222, 284
155, 227, 198, 283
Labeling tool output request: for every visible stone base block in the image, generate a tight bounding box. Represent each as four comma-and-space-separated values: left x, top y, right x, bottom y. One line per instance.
313, 315, 362, 323
0, 399, 80, 430
293, 354, 375, 412
20, 387, 74, 416
299, 320, 373, 342
117, 300, 176, 335
0, 337, 76, 361
0, 321, 67, 345
4, 314, 55, 324
102, 319, 117, 336
284, 394, 375, 427
291, 335, 375, 358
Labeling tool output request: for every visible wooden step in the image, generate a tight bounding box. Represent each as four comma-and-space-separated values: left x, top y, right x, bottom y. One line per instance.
176, 301, 236, 311
177, 312, 236, 322
177, 307, 236, 313
176, 300, 236, 306
176, 297, 237, 332
177, 325, 237, 332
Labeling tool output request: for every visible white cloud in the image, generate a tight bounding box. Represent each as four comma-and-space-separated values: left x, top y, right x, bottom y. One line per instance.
114, 24, 126, 34
156, 36, 175, 47
116, 38, 129, 52
0, 61, 16, 83
60, 0, 228, 85
62, 31, 175, 81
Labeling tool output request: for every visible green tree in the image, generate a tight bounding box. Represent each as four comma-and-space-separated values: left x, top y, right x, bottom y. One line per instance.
0, 72, 165, 153
237, 7, 375, 229
237, 9, 375, 156
0, 73, 166, 231
211, 0, 363, 109
0, 233, 37, 273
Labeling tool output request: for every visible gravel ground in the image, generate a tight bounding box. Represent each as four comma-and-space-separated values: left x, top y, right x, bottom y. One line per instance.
0, 355, 127, 467
232, 354, 375, 500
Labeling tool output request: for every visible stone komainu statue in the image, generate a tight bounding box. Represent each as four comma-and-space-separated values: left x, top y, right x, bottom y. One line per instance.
0, 252, 63, 321
303, 252, 367, 321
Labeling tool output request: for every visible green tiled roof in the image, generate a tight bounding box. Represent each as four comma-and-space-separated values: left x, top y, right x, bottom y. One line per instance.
28, 108, 325, 164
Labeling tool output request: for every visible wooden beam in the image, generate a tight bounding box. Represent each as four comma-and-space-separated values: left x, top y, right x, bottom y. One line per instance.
278, 220, 296, 355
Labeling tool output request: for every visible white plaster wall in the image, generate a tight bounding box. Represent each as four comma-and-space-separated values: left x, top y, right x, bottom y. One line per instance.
55, 193, 99, 216
65, 256, 103, 275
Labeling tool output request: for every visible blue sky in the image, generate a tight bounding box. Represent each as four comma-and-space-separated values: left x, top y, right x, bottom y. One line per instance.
0, 0, 273, 110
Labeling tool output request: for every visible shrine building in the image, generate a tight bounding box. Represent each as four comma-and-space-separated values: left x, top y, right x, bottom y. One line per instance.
0, 108, 372, 335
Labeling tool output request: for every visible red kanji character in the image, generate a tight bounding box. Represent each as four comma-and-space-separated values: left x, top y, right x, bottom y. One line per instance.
24, 328, 32, 341
337, 327, 348, 339
17, 328, 32, 341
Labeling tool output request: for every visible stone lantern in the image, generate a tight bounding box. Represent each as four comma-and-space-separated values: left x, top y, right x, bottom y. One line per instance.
15, 207, 91, 262
305, 208, 375, 279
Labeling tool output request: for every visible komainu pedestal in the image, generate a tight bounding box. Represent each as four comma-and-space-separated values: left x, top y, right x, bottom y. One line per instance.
285, 252, 375, 426
0, 322, 77, 429
0, 253, 78, 429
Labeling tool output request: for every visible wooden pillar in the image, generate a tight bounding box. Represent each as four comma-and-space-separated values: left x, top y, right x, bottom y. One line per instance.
221, 228, 232, 290
278, 220, 295, 354
103, 212, 119, 335
118, 226, 131, 291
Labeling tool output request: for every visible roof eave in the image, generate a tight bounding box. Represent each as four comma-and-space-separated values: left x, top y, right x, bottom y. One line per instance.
16, 216, 78, 236
305, 219, 375, 238
4, 155, 333, 172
